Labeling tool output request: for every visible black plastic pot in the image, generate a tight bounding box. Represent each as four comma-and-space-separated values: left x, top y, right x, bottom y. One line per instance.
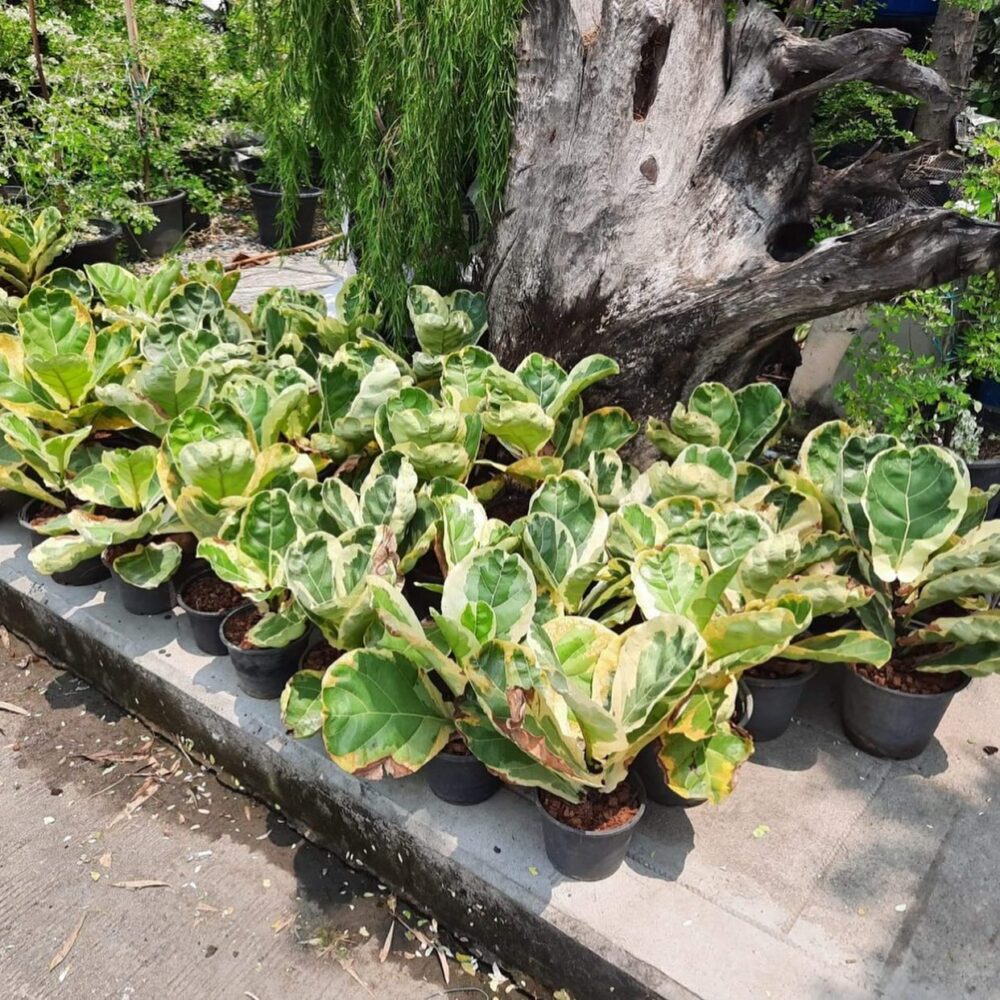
233, 147, 264, 184
1, 185, 28, 206
425, 749, 501, 805
536, 774, 646, 882
633, 683, 752, 808
743, 663, 818, 742
249, 184, 321, 248
220, 605, 309, 699
124, 192, 187, 260
841, 666, 971, 760
177, 572, 231, 656
53, 220, 122, 270
18, 498, 57, 548
104, 552, 174, 615
969, 457, 1000, 520
17, 499, 110, 586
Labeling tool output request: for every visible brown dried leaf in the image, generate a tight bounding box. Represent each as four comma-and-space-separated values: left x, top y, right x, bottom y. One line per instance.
379, 920, 395, 963
435, 947, 450, 985
111, 880, 170, 890
49, 912, 86, 972
0, 701, 29, 717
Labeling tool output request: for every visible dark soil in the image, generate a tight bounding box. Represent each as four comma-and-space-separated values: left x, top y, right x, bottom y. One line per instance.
103, 536, 149, 565
748, 660, 812, 680
977, 434, 1000, 461
302, 640, 341, 670
484, 490, 531, 525
28, 502, 65, 527
853, 661, 966, 695
223, 605, 263, 651
444, 733, 471, 756
181, 573, 244, 614
540, 782, 641, 832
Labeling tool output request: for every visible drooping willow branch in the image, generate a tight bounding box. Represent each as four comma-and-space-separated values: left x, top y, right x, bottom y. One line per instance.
250, 0, 524, 342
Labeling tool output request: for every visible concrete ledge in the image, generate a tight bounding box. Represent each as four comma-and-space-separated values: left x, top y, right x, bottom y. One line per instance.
3, 517, 1000, 1000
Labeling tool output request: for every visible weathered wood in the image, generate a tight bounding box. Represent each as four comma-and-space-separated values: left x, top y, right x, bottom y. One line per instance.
484, 0, 1000, 427
914, 1, 981, 147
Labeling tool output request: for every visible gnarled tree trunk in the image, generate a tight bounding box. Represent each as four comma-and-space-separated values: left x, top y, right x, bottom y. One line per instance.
484, 0, 1000, 431
914, 1, 981, 147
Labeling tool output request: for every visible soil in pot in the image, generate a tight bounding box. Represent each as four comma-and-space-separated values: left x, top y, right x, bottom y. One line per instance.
842, 661, 970, 760
53, 220, 122, 270
540, 782, 641, 832
221, 605, 308, 700
537, 777, 646, 881
248, 185, 321, 248
743, 660, 817, 742
124, 192, 188, 260
178, 572, 244, 656
425, 734, 501, 806
301, 640, 341, 671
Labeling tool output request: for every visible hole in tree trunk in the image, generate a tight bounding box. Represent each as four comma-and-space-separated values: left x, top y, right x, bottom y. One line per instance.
633, 24, 671, 122
767, 220, 815, 262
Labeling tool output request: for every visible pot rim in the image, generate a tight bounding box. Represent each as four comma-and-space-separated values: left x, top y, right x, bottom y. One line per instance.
968, 455, 1000, 470
248, 183, 322, 198
138, 191, 187, 208
847, 663, 972, 700
177, 570, 239, 620
535, 773, 646, 839
744, 661, 820, 688
219, 601, 291, 657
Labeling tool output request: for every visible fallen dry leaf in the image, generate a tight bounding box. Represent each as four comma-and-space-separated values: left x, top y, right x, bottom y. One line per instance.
435, 946, 450, 985
49, 912, 86, 972
379, 920, 395, 963
111, 880, 170, 891
107, 776, 161, 829
0, 624, 10, 649
0, 701, 29, 717
98, 853, 112, 869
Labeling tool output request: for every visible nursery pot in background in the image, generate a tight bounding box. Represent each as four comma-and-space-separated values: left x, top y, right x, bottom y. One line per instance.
424, 743, 501, 806
841, 666, 971, 760
536, 773, 646, 882
1, 185, 28, 206
743, 662, 818, 742
53, 220, 122, 270
249, 185, 321, 248
969, 455, 1000, 521
220, 605, 309, 699
103, 549, 174, 615
633, 682, 753, 808
177, 571, 244, 656
124, 192, 188, 260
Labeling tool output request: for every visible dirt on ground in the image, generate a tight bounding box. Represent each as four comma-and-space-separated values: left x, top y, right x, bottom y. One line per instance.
0, 627, 544, 1000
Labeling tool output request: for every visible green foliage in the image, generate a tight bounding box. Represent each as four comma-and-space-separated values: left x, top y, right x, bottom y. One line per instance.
251, 0, 524, 340
0, 0, 247, 232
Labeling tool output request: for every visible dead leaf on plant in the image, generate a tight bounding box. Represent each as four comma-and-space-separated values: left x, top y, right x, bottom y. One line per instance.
49, 912, 86, 972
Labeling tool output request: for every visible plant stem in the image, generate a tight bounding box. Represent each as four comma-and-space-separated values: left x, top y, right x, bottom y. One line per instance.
122, 0, 152, 194
26, 0, 49, 98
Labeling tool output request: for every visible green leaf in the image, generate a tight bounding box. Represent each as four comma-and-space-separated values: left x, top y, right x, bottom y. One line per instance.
280, 669, 327, 739
780, 630, 891, 666
441, 550, 537, 644
28, 534, 104, 576
729, 383, 787, 461
113, 541, 182, 589
320, 647, 452, 777
863, 445, 969, 584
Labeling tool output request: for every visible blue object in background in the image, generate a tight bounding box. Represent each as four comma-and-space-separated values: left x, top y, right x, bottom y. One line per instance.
876, 0, 939, 16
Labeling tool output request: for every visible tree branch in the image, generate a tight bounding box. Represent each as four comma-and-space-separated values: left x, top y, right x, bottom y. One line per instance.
807, 142, 937, 216
676, 209, 1000, 392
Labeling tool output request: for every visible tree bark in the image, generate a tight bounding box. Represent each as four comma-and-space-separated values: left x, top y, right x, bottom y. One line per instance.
914, 1, 981, 148
484, 1, 1000, 430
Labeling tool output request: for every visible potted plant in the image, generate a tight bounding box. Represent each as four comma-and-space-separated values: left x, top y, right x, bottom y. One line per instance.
0, 206, 73, 294
796, 421, 1000, 758
197, 489, 310, 698
30, 446, 188, 611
